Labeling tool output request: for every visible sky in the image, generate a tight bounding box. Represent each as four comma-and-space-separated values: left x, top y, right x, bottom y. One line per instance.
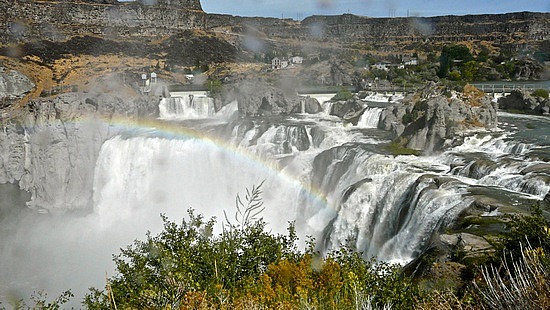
201, 0, 550, 19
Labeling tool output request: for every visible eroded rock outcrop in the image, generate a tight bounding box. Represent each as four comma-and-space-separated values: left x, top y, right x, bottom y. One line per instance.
222, 79, 321, 116
380, 83, 498, 153
498, 89, 550, 115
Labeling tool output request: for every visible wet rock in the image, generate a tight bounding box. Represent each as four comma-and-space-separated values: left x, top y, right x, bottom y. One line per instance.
223, 79, 304, 116
290, 97, 323, 114
440, 233, 493, 255
329, 96, 363, 119
380, 83, 498, 153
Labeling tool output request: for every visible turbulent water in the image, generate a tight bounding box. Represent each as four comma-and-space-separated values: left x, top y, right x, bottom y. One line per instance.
1, 94, 549, 303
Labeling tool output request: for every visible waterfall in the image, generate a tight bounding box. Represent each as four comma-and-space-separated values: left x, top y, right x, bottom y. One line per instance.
92, 135, 307, 234
301, 94, 335, 115
2, 98, 549, 304
234, 124, 312, 157
356, 107, 383, 128
307, 146, 472, 263
159, 92, 215, 119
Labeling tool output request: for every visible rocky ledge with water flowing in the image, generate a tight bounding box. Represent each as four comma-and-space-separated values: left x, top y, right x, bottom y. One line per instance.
221, 79, 322, 116
380, 83, 499, 153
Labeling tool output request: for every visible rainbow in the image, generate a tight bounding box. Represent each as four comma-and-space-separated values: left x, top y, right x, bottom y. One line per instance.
74, 114, 329, 208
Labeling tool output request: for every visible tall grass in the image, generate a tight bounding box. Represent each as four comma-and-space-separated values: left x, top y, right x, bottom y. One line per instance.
475, 243, 549, 310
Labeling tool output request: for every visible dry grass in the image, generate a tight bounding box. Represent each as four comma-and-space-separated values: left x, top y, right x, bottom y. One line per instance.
475, 244, 550, 310
462, 84, 486, 107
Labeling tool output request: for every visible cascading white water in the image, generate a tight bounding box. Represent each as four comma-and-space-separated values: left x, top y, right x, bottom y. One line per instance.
356, 107, 383, 128
452, 134, 531, 155
308, 148, 472, 263
301, 94, 335, 115
159, 92, 215, 119
93, 135, 309, 233
2, 97, 549, 305
446, 134, 549, 199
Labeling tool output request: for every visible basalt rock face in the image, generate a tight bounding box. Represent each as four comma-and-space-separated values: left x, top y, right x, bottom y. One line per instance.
498, 90, 550, 115
380, 83, 498, 153
0, 81, 159, 212
329, 96, 363, 118
0, 0, 205, 43
223, 79, 321, 116
206, 12, 550, 54
2, 0, 548, 55
0, 67, 34, 106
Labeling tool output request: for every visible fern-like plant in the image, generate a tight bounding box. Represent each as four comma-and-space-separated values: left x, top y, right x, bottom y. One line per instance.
224, 181, 265, 230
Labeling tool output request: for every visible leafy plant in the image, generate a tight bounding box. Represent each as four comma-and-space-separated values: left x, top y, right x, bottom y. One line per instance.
531, 88, 549, 99
0, 290, 73, 310
224, 181, 265, 230
331, 88, 354, 101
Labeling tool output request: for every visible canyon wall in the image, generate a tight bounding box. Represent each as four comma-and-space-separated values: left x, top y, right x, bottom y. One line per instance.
0, 0, 206, 43
205, 12, 550, 52
1, 0, 548, 54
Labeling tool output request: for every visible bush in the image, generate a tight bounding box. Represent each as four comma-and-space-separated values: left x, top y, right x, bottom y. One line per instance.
84, 210, 298, 309
84, 184, 423, 309
331, 88, 354, 101
531, 88, 549, 99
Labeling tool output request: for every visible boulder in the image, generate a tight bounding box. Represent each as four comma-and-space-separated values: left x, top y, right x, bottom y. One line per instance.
290, 96, 323, 114
329, 96, 363, 119
498, 89, 550, 115
223, 79, 318, 116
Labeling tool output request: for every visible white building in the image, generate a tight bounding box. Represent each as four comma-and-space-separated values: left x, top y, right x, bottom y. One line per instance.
272, 55, 305, 69
372, 62, 390, 71
272, 57, 283, 69
289, 56, 304, 64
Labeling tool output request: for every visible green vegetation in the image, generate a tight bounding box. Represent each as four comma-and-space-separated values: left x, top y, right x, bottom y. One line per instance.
3, 188, 549, 309
331, 88, 354, 101
207, 79, 223, 96
386, 138, 421, 156
0, 290, 73, 310
532, 88, 549, 99
438, 45, 473, 78
83, 184, 421, 309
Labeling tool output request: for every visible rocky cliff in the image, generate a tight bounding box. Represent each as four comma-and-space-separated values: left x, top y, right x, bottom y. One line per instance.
0, 73, 159, 212
2, 0, 548, 56
0, 0, 205, 43
0, 67, 34, 106
222, 79, 321, 116
206, 12, 550, 54
498, 89, 550, 115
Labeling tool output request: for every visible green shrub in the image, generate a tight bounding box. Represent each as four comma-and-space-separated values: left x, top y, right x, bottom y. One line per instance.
83, 184, 423, 309
531, 88, 549, 99
331, 88, 354, 101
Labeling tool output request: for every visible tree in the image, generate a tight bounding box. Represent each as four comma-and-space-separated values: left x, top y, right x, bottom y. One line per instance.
438, 45, 473, 78
84, 185, 298, 309
532, 89, 549, 99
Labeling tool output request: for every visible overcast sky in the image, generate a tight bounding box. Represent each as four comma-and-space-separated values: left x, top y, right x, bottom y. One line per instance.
201, 0, 550, 19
